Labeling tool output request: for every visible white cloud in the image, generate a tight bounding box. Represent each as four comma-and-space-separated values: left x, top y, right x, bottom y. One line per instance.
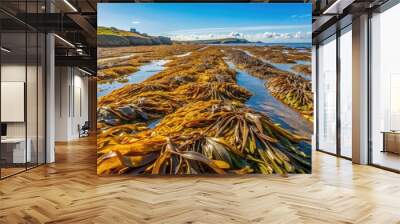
169, 24, 311, 35
132, 21, 141, 24
168, 31, 311, 42
229, 32, 243, 38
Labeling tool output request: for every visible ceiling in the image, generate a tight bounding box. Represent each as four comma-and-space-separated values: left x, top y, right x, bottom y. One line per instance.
0, 0, 97, 73
312, 0, 391, 43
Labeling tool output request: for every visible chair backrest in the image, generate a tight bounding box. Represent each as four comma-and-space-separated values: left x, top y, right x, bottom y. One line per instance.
82, 121, 90, 129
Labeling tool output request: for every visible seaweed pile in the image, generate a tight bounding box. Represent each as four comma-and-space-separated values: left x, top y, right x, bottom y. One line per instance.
97, 46, 311, 175
98, 44, 203, 83
286, 49, 311, 61
291, 64, 312, 76
226, 49, 288, 79
98, 101, 311, 175
266, 74, 313, 121
226, 49, 313, 121
235, 46, 311, 64
237, 46, 296, 64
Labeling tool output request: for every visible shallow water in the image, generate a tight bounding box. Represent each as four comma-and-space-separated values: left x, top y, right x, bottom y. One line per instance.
148, 119, 161, 128
227, 61, 312, 136
295, 60, 310, 65
175, 52, 192, 57
97, 60, 169, 97
237, 49, 311, 80
270, 60, 311, 80
98, 53, 137, 64
228, 61, 312, 154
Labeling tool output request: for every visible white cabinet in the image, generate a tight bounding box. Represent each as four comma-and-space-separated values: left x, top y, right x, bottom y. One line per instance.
1, 138, 31, 163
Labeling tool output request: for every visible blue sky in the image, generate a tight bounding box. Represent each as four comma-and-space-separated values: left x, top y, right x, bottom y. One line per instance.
98, 3, 311, 43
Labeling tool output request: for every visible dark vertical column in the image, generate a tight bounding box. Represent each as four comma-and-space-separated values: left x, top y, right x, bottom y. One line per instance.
336, 26, 341, 157
25, 0, 28, 171
315, 45, 320, 151
367, 11, 373, 165
88, 77, 97, 134
36, 0, 39, 167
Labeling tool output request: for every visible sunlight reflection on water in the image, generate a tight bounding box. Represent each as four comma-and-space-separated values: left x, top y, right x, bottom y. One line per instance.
97, 60, 169, 97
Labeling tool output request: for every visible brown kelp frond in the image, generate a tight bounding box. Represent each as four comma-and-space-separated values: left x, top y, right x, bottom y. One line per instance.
97, 123, 149, 152
151, 138, 227, 175
287, 51, 311, 61
168, 74, 197, 85
98, 83, 172, 106
291, 64, 311, 76
152, 100, 225, 137
98, 123, 148, 139
266, 74, 313, 121
98, 47, 241, 126
236, 46, 297, 64
97, 92, 182, 126
176, 82, 252, 102
224, 47, 313, 122
98, 44, 204, 83
226, 49, 289, 79
97, 101, 310, 175
97, 46, 312, 175
98, 134, 167, 157
163, 101, 309, 173
98, 66, 138, 84
204, 103, 310, 174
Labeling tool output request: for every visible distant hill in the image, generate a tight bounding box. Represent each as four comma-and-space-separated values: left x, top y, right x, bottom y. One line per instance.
97, 27, 172, 46
177, 38, 250, 45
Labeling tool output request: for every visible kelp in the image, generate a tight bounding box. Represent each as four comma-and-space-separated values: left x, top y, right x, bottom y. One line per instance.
97, 101, 311, 175
97, 46, 312, 175
266, 74, 313, 121
177, 82, 252, 101
98, 66, 138, 83
98, 83, 173, 106
98, 92, 182, 126
98, 44, 204, 83
226, 49, 288, 79
287, 51, 311, 61
237, 46, 297, 64
225, 48, 313, 122
97, 48, 250, 126
291, 64, 311, 76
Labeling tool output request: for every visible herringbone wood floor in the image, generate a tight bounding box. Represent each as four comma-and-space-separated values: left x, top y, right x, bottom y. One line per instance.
1, 137, 399, 224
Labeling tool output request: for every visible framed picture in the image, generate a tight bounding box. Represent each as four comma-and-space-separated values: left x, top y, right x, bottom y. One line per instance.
97, 3, 312, 175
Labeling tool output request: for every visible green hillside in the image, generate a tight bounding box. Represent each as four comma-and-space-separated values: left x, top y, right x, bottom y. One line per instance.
97, 26, 172, 46
97, 27, 145, 38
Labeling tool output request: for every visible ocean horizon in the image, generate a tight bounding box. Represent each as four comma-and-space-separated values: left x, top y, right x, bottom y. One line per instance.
207, 42, 312, 48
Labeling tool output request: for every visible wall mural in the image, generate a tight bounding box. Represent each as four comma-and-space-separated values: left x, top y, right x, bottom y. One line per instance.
97, 3, 313, 175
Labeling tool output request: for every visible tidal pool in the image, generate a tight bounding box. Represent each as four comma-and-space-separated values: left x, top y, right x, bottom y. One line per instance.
270, 60, 311, 80
228, 61, 312, 154
97, 60, 169, 98
237, 49, 311, 80
227, 61, 312, 136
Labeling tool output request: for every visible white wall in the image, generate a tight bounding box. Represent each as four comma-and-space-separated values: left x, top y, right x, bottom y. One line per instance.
1, 62, 46, 164
1, 64, 26, 138
54, 67, 89, 141
55, 66, 69, 141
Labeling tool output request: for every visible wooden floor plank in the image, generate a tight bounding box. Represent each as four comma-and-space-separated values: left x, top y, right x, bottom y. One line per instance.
0, 136, 399, 223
